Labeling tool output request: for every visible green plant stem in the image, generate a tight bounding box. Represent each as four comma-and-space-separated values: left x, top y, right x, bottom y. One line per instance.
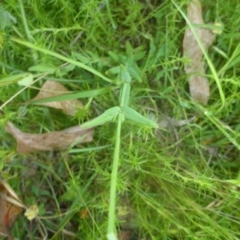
18, 0, 33, 42
106, 0, 116, 29
107, 113, 123, 240
18, 0, 38, 63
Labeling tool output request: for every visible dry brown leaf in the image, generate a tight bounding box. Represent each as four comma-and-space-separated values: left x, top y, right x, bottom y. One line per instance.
31, 80, 83, 116
0, 180, 25, 238
6, 121, 93, 154
183, 0, 215, 105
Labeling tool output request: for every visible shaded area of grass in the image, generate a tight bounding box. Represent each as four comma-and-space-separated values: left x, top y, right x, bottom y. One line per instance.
1, 0, 240, 239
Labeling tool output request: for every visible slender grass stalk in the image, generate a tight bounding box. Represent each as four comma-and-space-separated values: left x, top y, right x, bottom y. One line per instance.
0, 73, 47, 110
18, 0, 38, 63
18, 0, 34, 42
107, 113, 123, 240
10, 38, 113, 83
218, 43, 240, 75
105, 0, 117, 29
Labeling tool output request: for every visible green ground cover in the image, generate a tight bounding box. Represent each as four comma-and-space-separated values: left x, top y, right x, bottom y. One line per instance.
1, 0, 240, 239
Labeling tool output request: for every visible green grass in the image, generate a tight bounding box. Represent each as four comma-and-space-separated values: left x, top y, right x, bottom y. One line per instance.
1, 0, 240, 239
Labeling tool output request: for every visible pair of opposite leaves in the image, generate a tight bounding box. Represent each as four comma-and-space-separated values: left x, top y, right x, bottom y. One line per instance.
183, 0, 216, 105
6, 81, 93, 154
7, 0, 214, 154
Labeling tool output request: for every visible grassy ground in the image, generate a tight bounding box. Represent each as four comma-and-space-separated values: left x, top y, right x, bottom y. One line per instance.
1, 0, 240, 239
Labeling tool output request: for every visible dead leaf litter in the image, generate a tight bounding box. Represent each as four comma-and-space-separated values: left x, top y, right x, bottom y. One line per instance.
183, 0, 215, 105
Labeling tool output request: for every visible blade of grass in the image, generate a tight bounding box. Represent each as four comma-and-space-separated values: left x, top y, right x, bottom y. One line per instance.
50, 172, 98, 239
28, 87, 112, 104
0, 73, 29, 86
10, 37, 113, 83
0, 73, 47, 110
69, 145, 111, 153
218, 43, 240, 76
81, 106, 120, 128
18, 0, 34, 42
105, 0, 117, 29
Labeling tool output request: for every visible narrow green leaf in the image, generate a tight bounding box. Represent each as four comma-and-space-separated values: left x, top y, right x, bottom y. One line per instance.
133, 50, 146, 61
122, 106, 158, 128
106, 66, 121, 75
57, 64, 75, 77
18, 74, 33, 86
119, 65, 131, 83
120, 82, 130, 107
72, 52, 89, 64
119, 66, 131, 107
11, 37, 113, 83
128, 65, 142, 82
81, 106, 120, 128
126, 41, 133, 55
0, 73, 29, 86
28, 64, 56, 73
29, 88, 111, 104
69, 145, 110, 153
0, 5, 17, 30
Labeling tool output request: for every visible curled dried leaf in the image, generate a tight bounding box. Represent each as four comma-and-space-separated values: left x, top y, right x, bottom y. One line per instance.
0, 180, 25, 237
183, 0, 215, 105
31, 80, 83, 116
6, 121, 94, 154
